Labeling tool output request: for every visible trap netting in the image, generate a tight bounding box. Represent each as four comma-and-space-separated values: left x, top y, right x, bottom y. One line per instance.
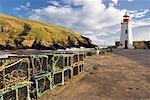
47, 53, 73, 72
32, 56, 48, 75
73, 66, 78, 76
73, 55, 78, 63
54, 72, 63, 86
53, 56, 64, 69
2, 85, 29, 100
79, 64, 84, 72
30, 74, 51, 98
64, 69, 71, 81
79, 54, 84, 61
0, 58, 30, 89
37, 76, 51, 94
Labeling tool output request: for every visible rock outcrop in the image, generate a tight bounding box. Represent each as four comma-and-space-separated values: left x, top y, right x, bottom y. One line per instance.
0, 14, 96, 50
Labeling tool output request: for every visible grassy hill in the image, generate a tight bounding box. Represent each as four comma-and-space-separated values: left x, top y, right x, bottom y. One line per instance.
0, 14, 96, 50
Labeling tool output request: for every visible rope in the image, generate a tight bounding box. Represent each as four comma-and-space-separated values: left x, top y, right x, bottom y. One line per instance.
39, 78, 46, 93
52, 56, 60, 63
0, 59, 22, 72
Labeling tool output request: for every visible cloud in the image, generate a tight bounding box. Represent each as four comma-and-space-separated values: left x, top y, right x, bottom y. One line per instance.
132, 18, 150, 28
29, 0, 150, 45
14, 7, 21, 11
29, 0, 126, 45
46, 0, 60, 6
26, 2, 31, 7
132, 25, 150, 41
111, 0, 134, 5
129, 9, 149, 19
111, 0, 119, 4
13, 2, 31, 11
132, 17, 150, 41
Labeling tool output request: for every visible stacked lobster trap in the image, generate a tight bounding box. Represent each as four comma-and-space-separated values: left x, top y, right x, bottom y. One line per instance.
0, 57, 31, 100
48, 53, 72, 88
10, 54, 52, 99
28, 55, 51, 99
84, 49, 97, 57
0, 50, 86, 100
72, 53, 84, 76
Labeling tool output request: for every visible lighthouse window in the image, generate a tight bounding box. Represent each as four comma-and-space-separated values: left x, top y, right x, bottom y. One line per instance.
125, 30, 128, 34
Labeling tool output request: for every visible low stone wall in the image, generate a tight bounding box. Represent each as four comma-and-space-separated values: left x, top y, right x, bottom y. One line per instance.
133, 41, 150, 49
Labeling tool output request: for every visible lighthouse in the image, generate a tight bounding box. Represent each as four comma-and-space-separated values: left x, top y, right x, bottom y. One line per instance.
119, 12, 134, 49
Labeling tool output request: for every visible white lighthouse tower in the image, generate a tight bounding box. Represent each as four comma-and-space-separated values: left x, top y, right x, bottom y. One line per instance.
120, 12, 134, 49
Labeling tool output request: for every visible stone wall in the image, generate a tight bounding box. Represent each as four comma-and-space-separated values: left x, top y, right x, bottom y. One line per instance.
115, 41, 150, 49
133, 41, 150, 49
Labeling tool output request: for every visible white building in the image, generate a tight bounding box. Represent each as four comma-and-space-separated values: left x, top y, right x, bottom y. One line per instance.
119, 12, 134, 49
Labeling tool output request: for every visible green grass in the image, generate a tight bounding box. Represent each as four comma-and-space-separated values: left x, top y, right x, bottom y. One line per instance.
0, 13, 91, 49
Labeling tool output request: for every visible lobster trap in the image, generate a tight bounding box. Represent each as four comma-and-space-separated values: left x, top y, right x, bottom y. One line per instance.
0, 81, 31, 100
73, 53, 84, 65
72, 53, 84, 76
9, 55, 49, 77
0, 57, 30, 90
85, 50, 97, 57
0, 50, 86, 99
50, 54, 73, 71
30, 72, 51, 99
73, 66, 78, 76
30, 55, 49, 77
64, 69, 71, 81
52, 71, 64, 88
46, 53, 74, 88
79, 64, 84, 72
78, 54, 84, 73
21, 55, 51, 99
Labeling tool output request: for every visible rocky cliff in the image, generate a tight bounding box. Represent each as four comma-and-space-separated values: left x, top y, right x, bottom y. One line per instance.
0, 14, 96, 50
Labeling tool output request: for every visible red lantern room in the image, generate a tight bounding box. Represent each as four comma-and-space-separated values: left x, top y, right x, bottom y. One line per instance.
123, 12, 130, 23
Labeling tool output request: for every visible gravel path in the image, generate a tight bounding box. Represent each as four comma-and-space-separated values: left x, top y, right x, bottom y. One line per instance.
40, 49, 150, 100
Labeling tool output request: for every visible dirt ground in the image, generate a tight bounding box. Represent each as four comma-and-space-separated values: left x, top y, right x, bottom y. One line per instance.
40, 49, 150, 100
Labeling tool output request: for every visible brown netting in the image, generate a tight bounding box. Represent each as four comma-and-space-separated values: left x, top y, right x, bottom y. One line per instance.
42, 57, 48, 71
18, 86, 28, 100
79, 54, 84, 61
3, 90, 16, 100
73, 66, 78, 76
64, 57, 67, 66
5, 61, 28, 86
55, 56, 63, 69
33, 57, 48, 74
73, 55, 78, 63
30, 79, 37, 99
79, 65, 82, 72
47, 55, 53, 72
87, 52, 92, 56
68, 57, 71, 66
79, 65, 84, 72
64, 69, 71, 81
34, 58, 42, 74
38, 77, 50, 94
0, 71, 4, 89
54, 72, 62, 85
